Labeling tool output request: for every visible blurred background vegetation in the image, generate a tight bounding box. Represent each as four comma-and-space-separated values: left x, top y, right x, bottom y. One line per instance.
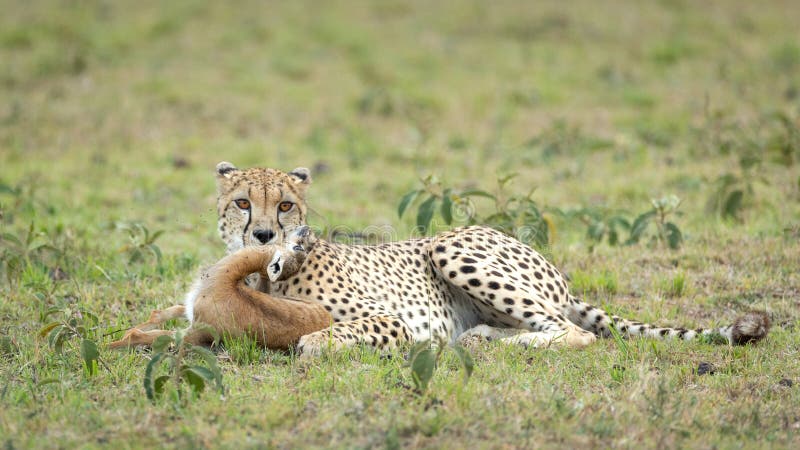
2, 0, 798, 255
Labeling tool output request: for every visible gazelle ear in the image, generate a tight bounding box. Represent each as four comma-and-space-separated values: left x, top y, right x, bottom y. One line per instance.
287, 167, 311, 185
216, 161, 238, 179
267, 251, 284, 282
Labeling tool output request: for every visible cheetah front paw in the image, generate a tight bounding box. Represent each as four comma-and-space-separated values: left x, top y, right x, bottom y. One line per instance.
296, 332, 340, 359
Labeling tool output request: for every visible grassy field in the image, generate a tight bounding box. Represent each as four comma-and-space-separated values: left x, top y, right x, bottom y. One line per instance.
1, 0, 799, 448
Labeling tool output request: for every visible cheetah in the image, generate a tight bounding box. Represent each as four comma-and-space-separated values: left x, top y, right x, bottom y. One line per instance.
110, 226, 331, 349
119, 162, 770, 355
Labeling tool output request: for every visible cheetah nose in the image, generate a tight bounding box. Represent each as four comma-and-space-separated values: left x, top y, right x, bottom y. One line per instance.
253, 229, 276, 244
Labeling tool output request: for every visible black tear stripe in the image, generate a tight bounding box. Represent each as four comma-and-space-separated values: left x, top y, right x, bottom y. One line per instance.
242, 186, 254, 246
277, 188, 285, 230
241, 205, 250, 247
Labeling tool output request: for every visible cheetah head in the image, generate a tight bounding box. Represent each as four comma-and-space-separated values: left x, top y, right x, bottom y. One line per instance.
215, 162, 311, 253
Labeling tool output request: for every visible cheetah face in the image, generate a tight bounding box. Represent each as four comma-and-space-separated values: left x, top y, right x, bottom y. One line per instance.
215, 162, 311, 253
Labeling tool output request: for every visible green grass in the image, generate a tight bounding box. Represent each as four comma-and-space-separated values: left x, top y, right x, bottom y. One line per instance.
569, 269, 619, 298
656, 271, 689, 298
2, 0, 800, 448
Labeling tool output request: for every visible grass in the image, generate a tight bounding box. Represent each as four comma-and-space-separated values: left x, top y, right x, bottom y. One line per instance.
1, 0, 799, 448
569, 269, 619, 298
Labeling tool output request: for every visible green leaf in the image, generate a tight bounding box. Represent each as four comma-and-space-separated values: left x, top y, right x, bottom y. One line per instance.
36, 378, 61, 387
608, 228, 619, 246
38, 322, 61, 338
80, 339, 100, 376
0, 182, 17, 195
451, 345, 474, 384
173, 329, 185, 349
190, 345, 219, 369
154, 375, 170, 396
144, 352, 168, 401
148, 244, 162, 261
397, 190, 422, 218
627, 210, 655, 244
407, 340, 430, 365
26, 238, 50, 253
189, 346, 223, 390
80, 338, 100, 361
182, 366, 209, 393
416, 195, 437, 234
410, 348, 436, 392
483, 212, 513, 227
665, 222, 683, 249
722, 190, 744, 219
587, 221, 605, 242
187, 365, 216, 382
1, 232, 23, 247
48, 326, 68, 354
151, 334, 173, 354
440, 189, 453, 225
81, 310, 99, 325
149, 230, 165, 244
716, 173, 738, 189
609, 216, 631, 229
497, 173, 518, 188
460, 189, 496, 200
42, 306, 62, 321
47, 325, 63, 347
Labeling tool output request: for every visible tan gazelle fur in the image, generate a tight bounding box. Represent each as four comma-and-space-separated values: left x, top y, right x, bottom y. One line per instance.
110, 226, 331, 350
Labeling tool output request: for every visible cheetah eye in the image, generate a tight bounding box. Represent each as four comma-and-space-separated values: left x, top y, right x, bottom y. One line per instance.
278, 201, 294, 213
234, 199, 250, 210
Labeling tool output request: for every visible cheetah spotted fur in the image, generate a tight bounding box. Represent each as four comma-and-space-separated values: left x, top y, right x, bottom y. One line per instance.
214, 162, 770, 356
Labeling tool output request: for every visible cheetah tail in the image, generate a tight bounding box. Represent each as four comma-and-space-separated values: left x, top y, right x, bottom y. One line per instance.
565, 297, 770, 345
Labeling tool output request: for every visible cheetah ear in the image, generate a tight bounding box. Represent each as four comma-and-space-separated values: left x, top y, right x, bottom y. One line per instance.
216, 161, 238, 179
267, 251, 284, 282
288, 167, 311, 185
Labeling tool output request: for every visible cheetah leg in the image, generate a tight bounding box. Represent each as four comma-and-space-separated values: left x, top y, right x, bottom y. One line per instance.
429, 229, 598, 348
502, 327, 595, 349
457, 324, 526, 345
458, 323, 595, 349
297, 315, 413, 357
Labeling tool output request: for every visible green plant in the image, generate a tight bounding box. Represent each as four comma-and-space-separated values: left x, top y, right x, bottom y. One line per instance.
406, 337, 473, 394
399, 174, 552, 249
657, 272, 688, 297
699, 108, 794, 220
1, 222, 51, 283
401, 178, 685, 251
567, 196, 685, 250
114, 221, 165, 263
765, 110, 799, 166
0, 178, 53, 224
706, 164, 768, 221
39, 306, 105, 377
567, 206, 633, 252
222, 333, 263, 365
144, 328, 224, 403
626, 195, 684, 249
